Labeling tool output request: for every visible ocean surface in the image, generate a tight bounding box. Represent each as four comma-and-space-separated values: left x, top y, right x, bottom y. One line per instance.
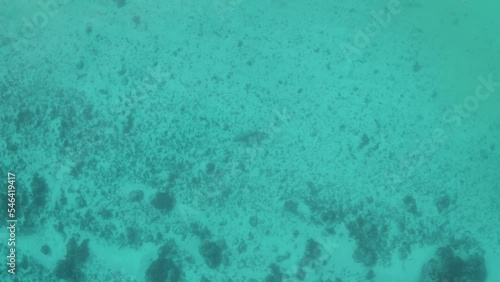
0, 0, 498, 281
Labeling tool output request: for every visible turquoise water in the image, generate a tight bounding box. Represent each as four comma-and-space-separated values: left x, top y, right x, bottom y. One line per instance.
0, 0, 498, 281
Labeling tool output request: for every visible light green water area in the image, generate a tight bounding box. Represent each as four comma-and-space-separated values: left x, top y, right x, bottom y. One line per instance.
1, 0, 499, 281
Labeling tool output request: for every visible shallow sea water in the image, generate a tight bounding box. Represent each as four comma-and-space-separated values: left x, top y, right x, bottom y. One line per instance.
0, 1, 498, 281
